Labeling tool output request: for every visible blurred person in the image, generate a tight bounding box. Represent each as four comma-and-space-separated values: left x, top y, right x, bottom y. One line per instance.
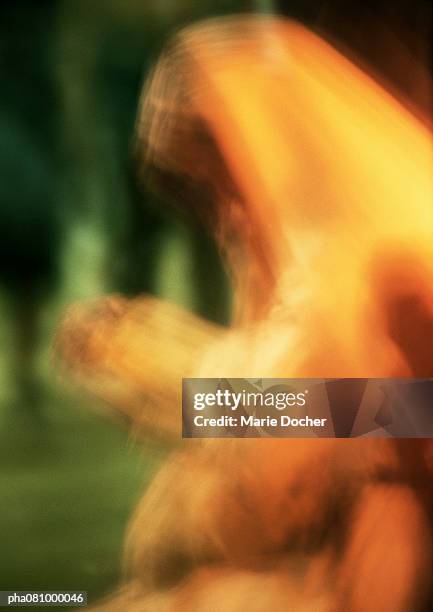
57, 12, 433, 612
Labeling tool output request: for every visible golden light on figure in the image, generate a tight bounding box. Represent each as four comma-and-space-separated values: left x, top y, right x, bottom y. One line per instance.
138, 16, 433, 377
57, 16, 433, 612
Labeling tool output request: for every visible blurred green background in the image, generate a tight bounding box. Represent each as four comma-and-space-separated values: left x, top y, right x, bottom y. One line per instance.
0, 0, 430, 609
